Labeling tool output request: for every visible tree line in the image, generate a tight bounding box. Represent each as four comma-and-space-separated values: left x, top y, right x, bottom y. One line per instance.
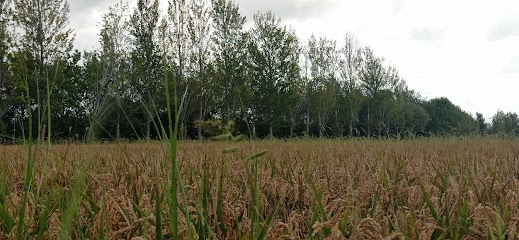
0, 0, 517, 142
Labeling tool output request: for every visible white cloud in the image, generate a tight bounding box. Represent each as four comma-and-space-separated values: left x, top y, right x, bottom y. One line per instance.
504, 56, 519, 74
239, 0, 340, 22
488, 2, 519, 41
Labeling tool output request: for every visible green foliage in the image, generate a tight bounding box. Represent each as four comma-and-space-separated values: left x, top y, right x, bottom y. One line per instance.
130, 0, 163, 140
476, 112, 487, 134
393, 100, 430, 137
187, 0, 214, 139
14, 0, 74, 62
0, 0, 515, 142
14, 0, 75, 114
0, 0, 13, 128
359, 47, 388, 98
0, 120, 7, 137
210, 0, 249, 122
249, 11, 301, 137
423, 97, 479, 136
338, 34, 365, 137
306, 35, 338, 137
491, 110, 518, 135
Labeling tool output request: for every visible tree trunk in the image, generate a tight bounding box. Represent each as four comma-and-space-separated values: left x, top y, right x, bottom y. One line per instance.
197, 125, 203, 140
268, 125, 273, 139
289, 122, 294, 138
306, 108, 310, 136
252, 121, 256, 139
116, 112, 121, 140
146, 114, 151, 140
318, 115, 323, 138
86, 130, 91, 143
40, 123, 46, 142
367, 107, 371, 139
198, 102, 204, 140
349, 105, 354, 137
86, 122, 94, 142
335, 110, 340, 137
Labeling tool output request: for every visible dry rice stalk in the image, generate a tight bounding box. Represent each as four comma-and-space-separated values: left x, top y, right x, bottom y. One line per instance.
350, 217, 382, 240
463, 204, 501, 240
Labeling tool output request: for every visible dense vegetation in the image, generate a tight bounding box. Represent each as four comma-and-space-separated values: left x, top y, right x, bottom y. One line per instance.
2, 139, 519, 239
0, 0, 518, 143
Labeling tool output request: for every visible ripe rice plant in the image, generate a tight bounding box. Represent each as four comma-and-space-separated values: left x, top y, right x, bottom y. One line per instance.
1, 139, 519, 239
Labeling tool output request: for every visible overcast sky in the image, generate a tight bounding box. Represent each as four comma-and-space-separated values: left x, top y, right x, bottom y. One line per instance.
69, 0, 519, 119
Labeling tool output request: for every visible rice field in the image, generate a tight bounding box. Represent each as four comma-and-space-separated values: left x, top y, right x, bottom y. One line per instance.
1, 139, 519, 239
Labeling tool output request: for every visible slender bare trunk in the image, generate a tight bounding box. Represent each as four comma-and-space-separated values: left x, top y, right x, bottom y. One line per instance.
306, 106, 310, 136
116, 112, 121, 139
146, 114, 151, 140
367, 106, 370, 139
86, 121, 94, 142
197, 125, 203, 140
269, 125, 273, 139
289, 121, 294, 138
198, 102, 204, 140
335, 110, 342, 137
40, 123, 46, 142
252, 121, 256, 139
349, 105, 354, 137
318, 115, 323, 138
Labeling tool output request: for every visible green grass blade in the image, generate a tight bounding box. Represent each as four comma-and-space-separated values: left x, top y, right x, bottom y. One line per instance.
418, 180, 438, 221
245, 150, 269, 161
155, 186, 163, 240
256, 202, 279, 240
58, 170, 86, 240
163, 48, 179, 239
216, 156, 227, 236
0, 201, 15, 232
36, 185, 54, 240
16, 69, 35, 240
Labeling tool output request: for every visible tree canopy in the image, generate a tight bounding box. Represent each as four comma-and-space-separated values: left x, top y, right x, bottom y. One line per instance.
0, 0, 514, 142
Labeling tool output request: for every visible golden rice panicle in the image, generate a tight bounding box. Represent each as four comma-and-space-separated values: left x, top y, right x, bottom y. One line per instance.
2, 139, 519, 239
350, 217, 382, 240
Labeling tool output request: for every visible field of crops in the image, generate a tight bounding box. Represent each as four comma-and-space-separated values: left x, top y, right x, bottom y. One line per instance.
1, 139, 519, 239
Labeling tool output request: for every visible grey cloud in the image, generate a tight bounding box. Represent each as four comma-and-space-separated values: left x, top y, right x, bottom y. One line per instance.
69, 0, 131, 51
236, 0, 339, 23
488, 7, 519, 41
488, 22, 519, 41
69, 0, 122, 28
409, 27, 445, 44
69, 0, 103, 10
503, 57, 519, 74
391, 0, 406, 16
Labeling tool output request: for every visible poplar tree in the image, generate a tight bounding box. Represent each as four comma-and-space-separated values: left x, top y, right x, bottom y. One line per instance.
187, 0, 213, 139
0, 0, 12, 134
100, 2, 130, 139
168, 0, 193, 139
306, 35, 337, 137
14, 0, 75, 139
249, 11, 301, 138
210, 0, 248, 122
339, 33, 364, 136
129, 0, 162, 140
84, 2, 130, 141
